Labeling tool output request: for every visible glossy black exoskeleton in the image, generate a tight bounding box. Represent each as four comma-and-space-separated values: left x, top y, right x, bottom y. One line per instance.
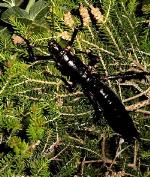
48, 39, 141, 143
23, 24, 150, 143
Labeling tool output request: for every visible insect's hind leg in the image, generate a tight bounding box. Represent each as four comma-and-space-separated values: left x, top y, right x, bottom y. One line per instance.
101, 71, 150, 82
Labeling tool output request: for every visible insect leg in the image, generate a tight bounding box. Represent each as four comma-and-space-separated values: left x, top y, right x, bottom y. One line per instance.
43, 70, 77, 92
77, 50, 100, 67
87, 51, 100, 67
24, 38, 36, 62
61, 77, 77, 92
15, 36, 36, 62
19, 36, 51, 62
84, 89, 106, 125
102, 71, 150, 82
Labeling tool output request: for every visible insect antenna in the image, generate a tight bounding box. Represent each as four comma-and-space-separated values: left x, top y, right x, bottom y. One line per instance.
67, 3, 85, 47
67, 26, 80, 47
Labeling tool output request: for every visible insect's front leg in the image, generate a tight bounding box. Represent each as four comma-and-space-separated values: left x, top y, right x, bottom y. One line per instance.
43, 69, 77, 92
24, 38, 36, 62
18, 36, 51, 62
15, 36, 36, 62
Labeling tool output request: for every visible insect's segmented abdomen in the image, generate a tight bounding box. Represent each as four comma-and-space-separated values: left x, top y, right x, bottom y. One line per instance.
84, 77, 140, 142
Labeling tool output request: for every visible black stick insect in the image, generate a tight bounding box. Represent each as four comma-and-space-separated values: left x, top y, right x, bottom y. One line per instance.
21, 9, 150, 143
22, 28, 150, 143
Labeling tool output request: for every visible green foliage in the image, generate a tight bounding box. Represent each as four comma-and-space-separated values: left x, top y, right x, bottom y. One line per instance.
0, 0, 150, 176
7, 136, 29, 156
0, 107, 22, 134
26, 103, 47, 141
0, 0, 22, 8
29, 157, 50, 177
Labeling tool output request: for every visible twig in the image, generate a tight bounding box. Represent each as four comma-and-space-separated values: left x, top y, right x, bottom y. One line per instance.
123, 86, 150, 103
126, 99, 150, 111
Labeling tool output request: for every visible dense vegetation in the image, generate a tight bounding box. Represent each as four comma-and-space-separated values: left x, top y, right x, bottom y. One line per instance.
0, 0, 150, 176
